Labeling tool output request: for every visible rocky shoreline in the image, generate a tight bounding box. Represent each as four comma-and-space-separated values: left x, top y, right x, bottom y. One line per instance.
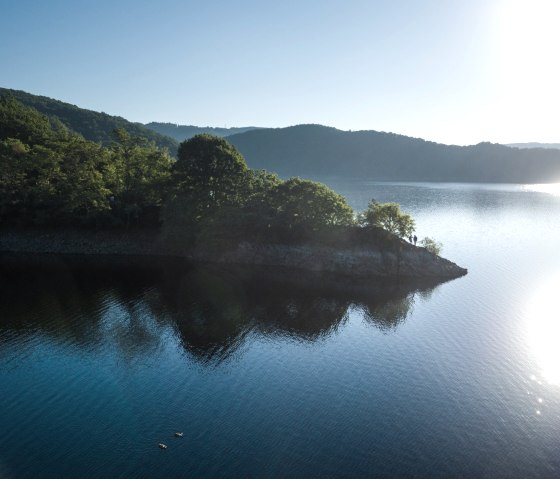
0, 228, 467, 280
191, 241, 467, 279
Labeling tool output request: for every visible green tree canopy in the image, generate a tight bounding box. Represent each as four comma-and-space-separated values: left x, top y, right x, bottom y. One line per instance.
0, 97, 172, 227
163, 135, 251, 246
172, 134, 249, 207
265, 178, 354, 232
163, 137, 356, 247
205, 176, 355, 243
420, 236, 442, 255
361, 200, 415, 238
0, 95, 57, 145
0, 87, 178, 154
109, 128, 172, 226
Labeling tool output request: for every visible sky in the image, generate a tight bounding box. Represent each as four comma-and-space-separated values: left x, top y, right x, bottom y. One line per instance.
1, 0, 559, 145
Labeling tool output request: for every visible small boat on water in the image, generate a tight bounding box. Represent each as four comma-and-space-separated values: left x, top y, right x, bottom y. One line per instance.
158, 443, 168, 449
174, 432, 184, 438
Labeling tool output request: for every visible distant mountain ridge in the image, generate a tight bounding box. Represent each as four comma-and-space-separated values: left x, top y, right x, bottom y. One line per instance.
507, 143, 560, 150
0, 87, 178, 154
3, 88, 560, 183
145, 122, 260, 142
227, 124, 560, 183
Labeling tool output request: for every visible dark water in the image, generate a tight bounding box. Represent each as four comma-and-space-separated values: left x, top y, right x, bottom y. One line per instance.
2, 182, 560, 478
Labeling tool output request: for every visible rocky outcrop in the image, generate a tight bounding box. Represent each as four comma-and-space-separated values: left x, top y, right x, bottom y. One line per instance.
190, 241, 466, 279
0, 228, 467, 280
0, 228, 161, 256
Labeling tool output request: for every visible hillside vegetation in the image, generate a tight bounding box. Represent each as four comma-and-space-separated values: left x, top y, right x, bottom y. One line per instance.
227, 124, 560, 182
4, 89, 559, 184
1, 94, 465, 279
0, 88, 178, 154
0, 96, 172, 227
1, 96, 389, 251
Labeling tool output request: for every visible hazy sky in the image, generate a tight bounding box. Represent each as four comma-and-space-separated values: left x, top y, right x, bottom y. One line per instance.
1, 0, 559, 145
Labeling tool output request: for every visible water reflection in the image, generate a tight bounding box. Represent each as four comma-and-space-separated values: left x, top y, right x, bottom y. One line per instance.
526, 272, 560, 385
0, 256, 441, 364
358, 294, 415, 332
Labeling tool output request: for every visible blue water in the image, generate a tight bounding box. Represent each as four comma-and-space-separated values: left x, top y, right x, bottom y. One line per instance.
2, 182, 560, 478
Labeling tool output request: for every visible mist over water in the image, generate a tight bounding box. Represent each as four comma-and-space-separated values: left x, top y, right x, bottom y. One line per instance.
2, 182, 560, 478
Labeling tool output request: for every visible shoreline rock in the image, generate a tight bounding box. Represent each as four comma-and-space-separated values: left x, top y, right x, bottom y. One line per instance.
0, 227, 467, 280
190, 241, 466, 279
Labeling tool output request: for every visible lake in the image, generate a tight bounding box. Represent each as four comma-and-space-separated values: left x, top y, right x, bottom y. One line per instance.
1, 182, 560, 478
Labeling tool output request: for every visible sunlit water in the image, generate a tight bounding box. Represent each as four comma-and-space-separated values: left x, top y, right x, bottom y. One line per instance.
2, 182, 560, 478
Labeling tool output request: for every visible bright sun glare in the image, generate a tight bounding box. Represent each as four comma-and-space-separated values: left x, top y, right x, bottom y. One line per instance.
523, 183, 560, 196
526, 273, 560, 385
492, 0, 560, 138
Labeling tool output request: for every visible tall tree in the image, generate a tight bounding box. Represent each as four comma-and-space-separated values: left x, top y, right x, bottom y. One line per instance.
361, 200, 415, 238
163, 135, 251, 247
110, 128, 172, 226
172, 134, 249, 207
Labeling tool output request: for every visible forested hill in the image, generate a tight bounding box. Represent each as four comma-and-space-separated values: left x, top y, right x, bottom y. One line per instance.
227, 125, 560, 183
0, 88, 178, 154
145, 122, 260, 142
507, 143, 560, 150
4, 89, 560, 183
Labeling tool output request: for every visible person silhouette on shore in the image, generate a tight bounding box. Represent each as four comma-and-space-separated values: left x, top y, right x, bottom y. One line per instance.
408, 235, 413, 243
413, 235, 417, 245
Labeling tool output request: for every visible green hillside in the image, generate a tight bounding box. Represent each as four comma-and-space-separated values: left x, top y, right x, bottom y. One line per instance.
4, 89, 560, 183
0, 88, 178, 154
0, 95, 172, 227
227, 124, 560, 183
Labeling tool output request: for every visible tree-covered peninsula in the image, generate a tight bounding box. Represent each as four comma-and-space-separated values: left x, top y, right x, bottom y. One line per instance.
0, 95, 466, 280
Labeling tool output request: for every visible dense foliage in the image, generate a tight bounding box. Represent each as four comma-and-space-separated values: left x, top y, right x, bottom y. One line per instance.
420, 237, 443, 255
260, 178, 354, 232
360, 200, 415, 239
162, 135, 355, 247
174, 134, 250, 206
0, 88, 178, 154
0, 96, 172, 227
2, 95, 432, 255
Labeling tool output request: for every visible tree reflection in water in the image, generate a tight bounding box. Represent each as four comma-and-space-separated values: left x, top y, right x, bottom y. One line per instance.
0, 255, 443, 364
358, 294, 416, 332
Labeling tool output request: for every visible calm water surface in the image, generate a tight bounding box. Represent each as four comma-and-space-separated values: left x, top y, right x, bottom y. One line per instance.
2, 182, 560, 478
